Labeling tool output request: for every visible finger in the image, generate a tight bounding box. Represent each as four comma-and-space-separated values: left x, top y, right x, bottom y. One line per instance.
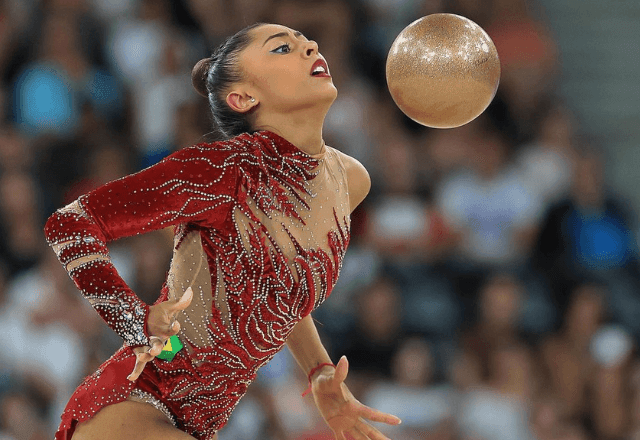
333, 355, 349, 385
165, 317, 181, 336
169, 319, 181, 335
357, 404, 402, 426
346, 428, 368, 440
148, 338, 165, 357
127, 352, 151, 381
333, 430, 347, 440
167, 287, 193, 312
357, 420, 390, 440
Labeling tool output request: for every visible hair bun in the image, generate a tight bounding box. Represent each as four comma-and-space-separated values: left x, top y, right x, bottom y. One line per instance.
191, 58, 212, 98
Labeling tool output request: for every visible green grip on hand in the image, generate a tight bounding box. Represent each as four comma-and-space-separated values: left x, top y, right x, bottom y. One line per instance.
156, 334, 183, 361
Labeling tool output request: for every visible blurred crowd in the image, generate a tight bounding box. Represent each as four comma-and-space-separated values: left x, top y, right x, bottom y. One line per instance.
1, 0, 639, 439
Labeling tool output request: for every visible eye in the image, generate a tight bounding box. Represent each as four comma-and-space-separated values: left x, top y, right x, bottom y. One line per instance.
271, 43, 291, 54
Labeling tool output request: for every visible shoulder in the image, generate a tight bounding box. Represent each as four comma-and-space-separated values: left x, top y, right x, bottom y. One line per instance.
168, 134, 259, 169
331, 148, 371, 212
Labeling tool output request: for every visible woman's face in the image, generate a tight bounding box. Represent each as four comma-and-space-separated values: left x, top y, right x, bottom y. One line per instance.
236, 24, 337, 113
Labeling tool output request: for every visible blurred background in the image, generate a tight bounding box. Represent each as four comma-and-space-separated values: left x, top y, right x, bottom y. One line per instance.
1, 0, 639, 439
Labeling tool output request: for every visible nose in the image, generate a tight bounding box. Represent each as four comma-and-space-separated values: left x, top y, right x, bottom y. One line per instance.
303, 40, 318, 58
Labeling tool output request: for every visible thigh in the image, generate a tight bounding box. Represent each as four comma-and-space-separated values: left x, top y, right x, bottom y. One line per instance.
71, 401, 214, 440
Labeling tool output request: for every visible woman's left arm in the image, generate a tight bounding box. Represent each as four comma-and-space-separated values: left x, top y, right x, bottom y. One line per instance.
286, 151, 372, 373
284, 150, 372, 375
286, 316, 401, 440
286, 151, 399, 438
286, 314, 334, 379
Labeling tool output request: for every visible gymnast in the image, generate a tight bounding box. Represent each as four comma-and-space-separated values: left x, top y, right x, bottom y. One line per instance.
45, 22, 401, 440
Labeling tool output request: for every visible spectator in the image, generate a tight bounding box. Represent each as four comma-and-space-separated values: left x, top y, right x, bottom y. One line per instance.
533, 146, 640, 324
341, 277, 404, 382
436, 116, 543, 272
0, 389, 50, 440
589, 325, 634, 439
3, 251, 89, 431
516, 99, 577, 209
366, 128, 430, 260
128, 230, 174, 305
13, 11, 122, 138
0, 0, 23, 83
0, 127, 31, 173
365, 337, 456, 437
540, 284, 603, 421
530, 395, 570, 440
457, 273, 525, 382
457, 343, 537, 440
106, 0, 202, 165
628, 358, 640, 439
484, 0, 559, 139
0, 172, 45, 274
184, 0, 274, 46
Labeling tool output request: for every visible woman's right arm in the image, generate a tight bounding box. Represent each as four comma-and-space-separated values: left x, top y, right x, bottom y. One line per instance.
44, 143, 238, 348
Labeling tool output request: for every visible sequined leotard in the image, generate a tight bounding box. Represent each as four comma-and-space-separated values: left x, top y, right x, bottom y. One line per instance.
44, 131, 351, 440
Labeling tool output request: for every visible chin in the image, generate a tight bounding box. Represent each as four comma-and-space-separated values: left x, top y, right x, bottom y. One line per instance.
287, 88, 337, 112
269, 82, 338, 113
318, 83, 338, 105
313, 90, 337, 117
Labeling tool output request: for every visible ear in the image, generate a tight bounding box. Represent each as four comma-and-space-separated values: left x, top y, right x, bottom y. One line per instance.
226, 92, 258, 113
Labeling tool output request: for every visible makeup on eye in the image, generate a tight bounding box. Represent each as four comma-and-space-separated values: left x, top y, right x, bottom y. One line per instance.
271, 43, 291, 54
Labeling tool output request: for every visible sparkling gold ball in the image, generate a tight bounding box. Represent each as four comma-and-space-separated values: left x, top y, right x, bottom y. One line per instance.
386, 13, 501, 129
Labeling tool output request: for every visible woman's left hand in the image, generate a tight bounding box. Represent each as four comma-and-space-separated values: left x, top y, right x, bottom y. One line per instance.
311, 356, 401, 440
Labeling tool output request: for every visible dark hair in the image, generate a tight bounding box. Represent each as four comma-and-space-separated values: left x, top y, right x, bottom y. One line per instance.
192, 23, 264, 140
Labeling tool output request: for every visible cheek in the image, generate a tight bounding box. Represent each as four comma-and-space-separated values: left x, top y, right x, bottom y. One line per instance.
248, 64, 337, 108
254, 66, 307, 97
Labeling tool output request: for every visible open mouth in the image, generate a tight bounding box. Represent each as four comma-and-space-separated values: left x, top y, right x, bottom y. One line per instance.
310, 59, 330, 77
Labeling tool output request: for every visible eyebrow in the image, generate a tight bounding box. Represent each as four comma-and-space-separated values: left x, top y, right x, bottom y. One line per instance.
262, 30, 304, 47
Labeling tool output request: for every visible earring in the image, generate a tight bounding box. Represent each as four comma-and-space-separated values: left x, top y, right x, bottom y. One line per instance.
250, 97, 256, 103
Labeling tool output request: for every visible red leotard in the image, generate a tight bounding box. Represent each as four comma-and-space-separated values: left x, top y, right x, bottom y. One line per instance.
44, 131, 351, 440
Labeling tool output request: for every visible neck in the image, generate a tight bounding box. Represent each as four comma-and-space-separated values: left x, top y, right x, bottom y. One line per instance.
253, 107, 327, 155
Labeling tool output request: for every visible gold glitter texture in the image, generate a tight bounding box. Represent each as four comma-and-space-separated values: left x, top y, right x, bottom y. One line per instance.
386, 13, 501, 128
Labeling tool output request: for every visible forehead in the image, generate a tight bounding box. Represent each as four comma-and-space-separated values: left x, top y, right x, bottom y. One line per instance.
248, 24, 301, 46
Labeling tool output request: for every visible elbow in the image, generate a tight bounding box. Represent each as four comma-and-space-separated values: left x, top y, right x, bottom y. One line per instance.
43, 210, 61, 244
44, 209, 76, 245
43, 201, 108, 247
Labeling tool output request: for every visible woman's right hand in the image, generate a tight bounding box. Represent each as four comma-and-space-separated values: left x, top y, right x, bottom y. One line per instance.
127, 287, 193, 381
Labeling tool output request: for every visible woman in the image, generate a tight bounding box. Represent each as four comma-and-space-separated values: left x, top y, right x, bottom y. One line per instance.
45, 23, 401, 440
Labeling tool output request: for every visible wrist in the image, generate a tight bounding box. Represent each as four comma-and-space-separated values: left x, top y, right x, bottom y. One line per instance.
302, 362, 335, 397
121, 300, 151, 347
309, 364, 336, 382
